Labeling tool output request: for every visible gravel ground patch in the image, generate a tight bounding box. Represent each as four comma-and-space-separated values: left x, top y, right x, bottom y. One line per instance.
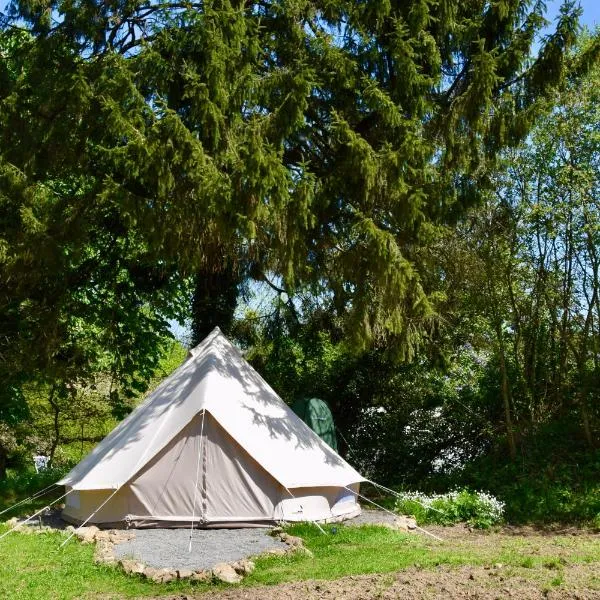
111, 509, 392, 571
113, 528, 287, 571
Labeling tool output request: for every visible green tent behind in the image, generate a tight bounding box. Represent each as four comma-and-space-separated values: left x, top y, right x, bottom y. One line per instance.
291, 397, 338, 451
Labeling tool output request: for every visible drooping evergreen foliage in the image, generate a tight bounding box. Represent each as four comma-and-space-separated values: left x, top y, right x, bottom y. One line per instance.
2, 1, 592, 363
190, 262, 240, 345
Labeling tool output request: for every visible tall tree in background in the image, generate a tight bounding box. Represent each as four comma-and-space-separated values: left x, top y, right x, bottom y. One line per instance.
191, 261, 240, 345
0, 1, 596, 412
433, 35, 600, 457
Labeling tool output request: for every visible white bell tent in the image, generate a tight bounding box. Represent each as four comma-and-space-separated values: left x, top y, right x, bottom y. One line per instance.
57, 327, 364, 527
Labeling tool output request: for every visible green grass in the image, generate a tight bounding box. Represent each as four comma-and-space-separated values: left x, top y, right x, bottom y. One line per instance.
0, 526, 215, 600
0, 521, 599, 599
245, 524, 476, 585
244, 523, 600, 586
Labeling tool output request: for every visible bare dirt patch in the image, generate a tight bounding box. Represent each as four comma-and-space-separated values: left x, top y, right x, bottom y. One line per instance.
146, 563, 600, 599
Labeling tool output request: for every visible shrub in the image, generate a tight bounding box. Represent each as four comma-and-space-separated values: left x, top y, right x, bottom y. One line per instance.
394, 488, 505, 529
443, 439, 600, 525
0, 466, 71, 517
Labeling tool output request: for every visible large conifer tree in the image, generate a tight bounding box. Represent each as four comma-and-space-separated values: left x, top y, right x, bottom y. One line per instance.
0, 0, 597, 385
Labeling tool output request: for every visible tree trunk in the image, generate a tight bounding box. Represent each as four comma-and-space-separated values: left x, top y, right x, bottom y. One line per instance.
191, 261, 240, 347
580, 399, 594, 449
0, 447, 7, 480
47, 386, 60, 467
495, 320, 517, 460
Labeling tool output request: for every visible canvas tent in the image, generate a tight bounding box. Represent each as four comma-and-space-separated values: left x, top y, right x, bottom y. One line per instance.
58, 327, 364, 528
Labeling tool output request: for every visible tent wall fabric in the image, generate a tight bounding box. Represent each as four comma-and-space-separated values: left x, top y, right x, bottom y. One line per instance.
291, 397, 338, 451
59, 328, 364, 527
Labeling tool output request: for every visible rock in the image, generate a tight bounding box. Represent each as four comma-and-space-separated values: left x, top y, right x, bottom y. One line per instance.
190, 570, 212, 582
94, 540, 116, 564
76, 525, 100, 544
275, 530, 309, 554
160, 569, 178, 583
177, 569, 194, 580
231, 559, 255, 575
212, 562, 242, 584
95, 540, 112, 552
143, 567, 160, 580
18, 525, 34, 535
265, 547, 288, 556
95, 529, 134, 544
5, 518, 19, 528
33, 528, 49, 534
281, 533, 304, 547
147, 567, 176, 583
94, 548, 116, 564
121, 559, 145, 575
94, 531, 111, 542
389, 516, 418, 532
94, 553, 116, 565
112, 530, 135, 543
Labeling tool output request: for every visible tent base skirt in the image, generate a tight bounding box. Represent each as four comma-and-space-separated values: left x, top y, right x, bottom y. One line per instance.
61, 514, 271, 529
61, 506, 362, 529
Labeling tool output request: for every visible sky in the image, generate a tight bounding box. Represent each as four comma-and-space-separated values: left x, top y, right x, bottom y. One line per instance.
547, 0, 600, 29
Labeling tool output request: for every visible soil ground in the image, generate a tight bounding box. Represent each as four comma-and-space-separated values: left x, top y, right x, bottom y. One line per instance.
149, 564, 600, 599
134, 524, 600, 600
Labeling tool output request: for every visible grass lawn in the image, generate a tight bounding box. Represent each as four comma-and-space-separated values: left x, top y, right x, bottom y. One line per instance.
1, 521, 599, 599
246, 523, 600, 585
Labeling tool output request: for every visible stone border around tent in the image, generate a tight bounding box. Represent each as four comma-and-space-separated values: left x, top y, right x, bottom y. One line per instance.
79, 525, 312, 584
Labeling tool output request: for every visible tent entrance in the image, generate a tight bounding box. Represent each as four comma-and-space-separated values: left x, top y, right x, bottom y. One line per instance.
62, 411, 285, 527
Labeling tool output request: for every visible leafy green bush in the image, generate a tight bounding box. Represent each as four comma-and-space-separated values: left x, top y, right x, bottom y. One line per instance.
442, 426, 600, 526
0, 466, 70, 517
394, 489, 505, 529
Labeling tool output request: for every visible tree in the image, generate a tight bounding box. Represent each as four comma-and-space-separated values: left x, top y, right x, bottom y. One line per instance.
433, 34, 600, 457
0, 1, 595, 420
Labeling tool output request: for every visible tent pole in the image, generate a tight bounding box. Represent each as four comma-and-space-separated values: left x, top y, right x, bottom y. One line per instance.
277, 492, 287, 526
59, 487, 120, 548
0, 489, 72, 541
344, 486, 444, 542
188, 409, 206, 552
